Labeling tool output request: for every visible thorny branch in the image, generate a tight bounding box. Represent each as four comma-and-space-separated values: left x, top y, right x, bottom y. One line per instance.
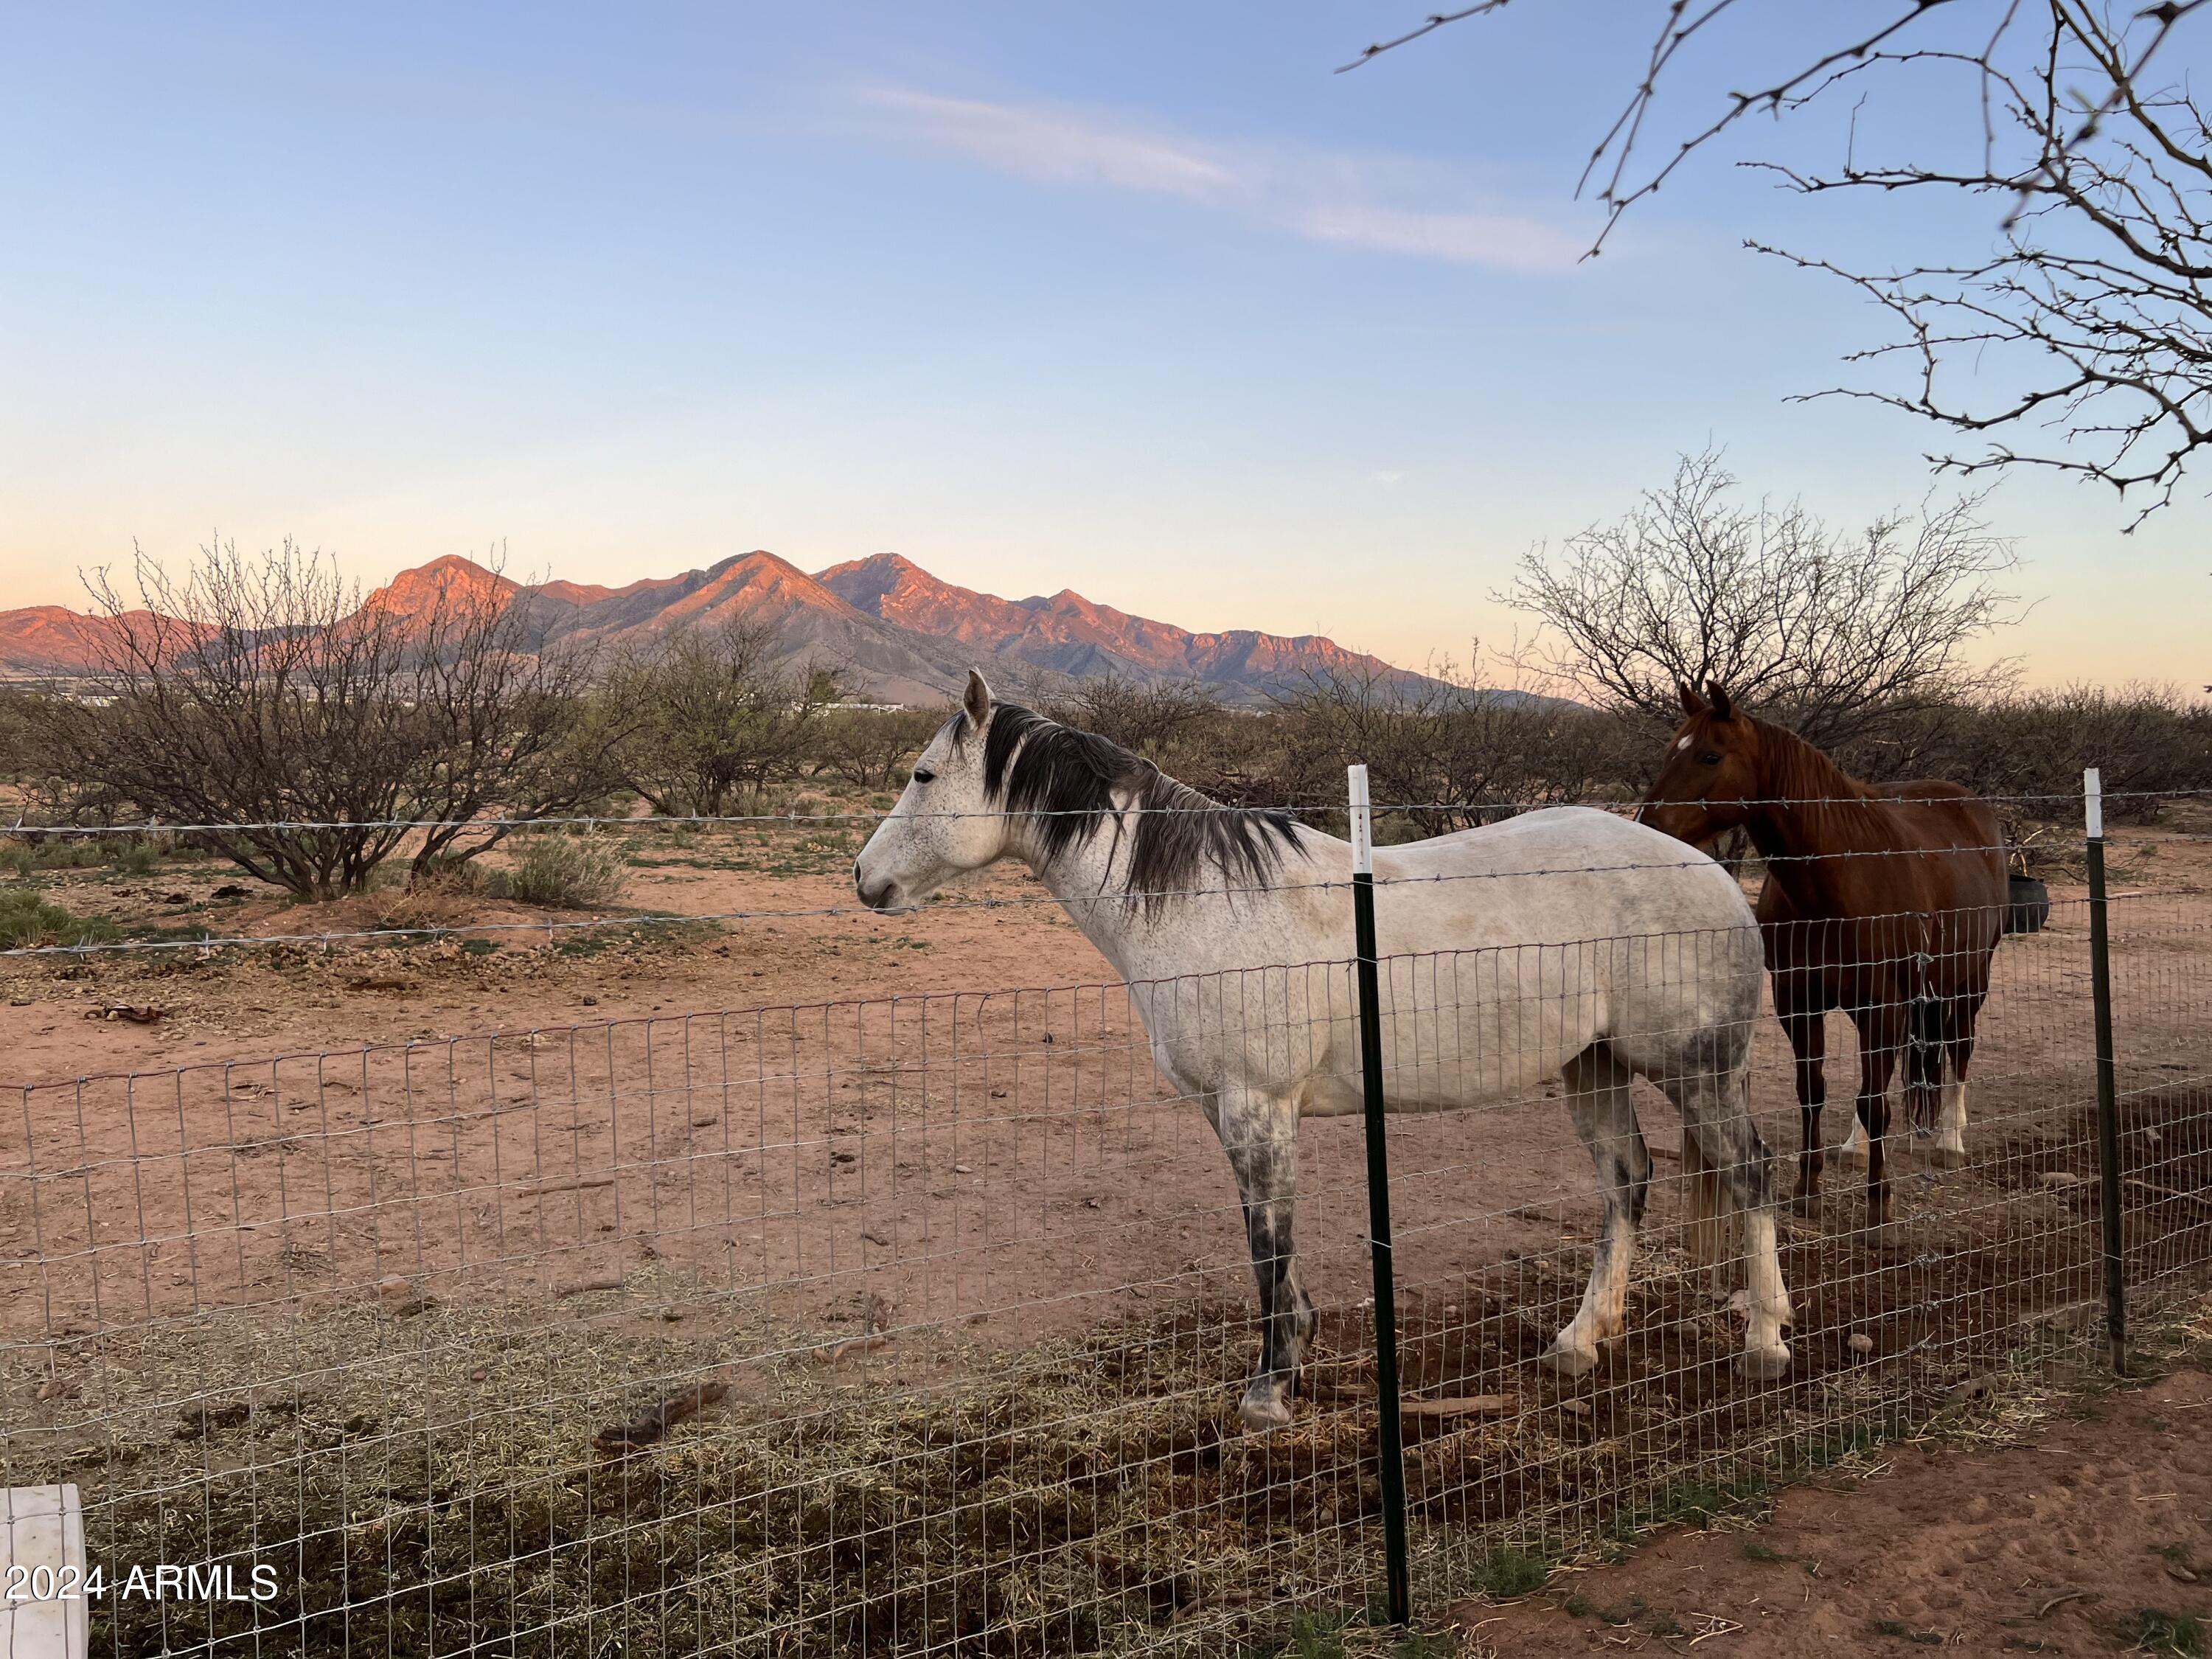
1340, 1, 2212, 524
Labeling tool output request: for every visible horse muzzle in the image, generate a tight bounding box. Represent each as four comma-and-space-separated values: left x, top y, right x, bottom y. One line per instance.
857, 871, 922, 914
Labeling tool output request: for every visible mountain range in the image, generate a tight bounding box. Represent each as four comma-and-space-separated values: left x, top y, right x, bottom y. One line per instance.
0, 552, 1441, 705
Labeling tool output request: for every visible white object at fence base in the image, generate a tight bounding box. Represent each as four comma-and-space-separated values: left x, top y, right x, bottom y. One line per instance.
1, 1486, 86, 1659
1348, 764, 1374, 875
2084, 767, 2104, 839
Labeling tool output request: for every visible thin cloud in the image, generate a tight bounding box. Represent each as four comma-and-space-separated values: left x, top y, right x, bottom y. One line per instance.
1301, 204, 1581, 273
847, 86, 1582, 272
857, 88, 1232, 198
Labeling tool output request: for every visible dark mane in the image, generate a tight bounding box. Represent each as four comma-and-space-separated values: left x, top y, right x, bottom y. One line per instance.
955, 702, 1301, 906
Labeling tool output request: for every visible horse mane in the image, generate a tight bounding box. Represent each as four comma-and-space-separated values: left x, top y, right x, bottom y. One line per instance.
956, 702, 1301, 907
1746, 717, 1871, 811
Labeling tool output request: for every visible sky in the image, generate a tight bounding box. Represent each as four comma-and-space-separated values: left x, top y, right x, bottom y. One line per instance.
1, 2, 2203, 689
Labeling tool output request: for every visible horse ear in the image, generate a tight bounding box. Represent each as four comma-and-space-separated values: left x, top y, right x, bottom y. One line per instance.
1677, 683, 1709, 717
1705, 681, 1736, 721
963, 668, 993, 728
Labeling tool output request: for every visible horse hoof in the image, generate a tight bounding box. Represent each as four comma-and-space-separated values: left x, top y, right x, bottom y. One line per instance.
1736, 1343, 1792, 1382
1238, 1391, 1293, 1434
1789, 1191, 1821, 1219
1925, 1145, 1968, 1171
1832, 1145, 1867, 1167
1538, 1340, 1599, 1379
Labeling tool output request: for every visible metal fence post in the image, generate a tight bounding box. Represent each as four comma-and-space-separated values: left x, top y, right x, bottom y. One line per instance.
2085, 766, 2127, 1374
1347, 764, 1411, 1626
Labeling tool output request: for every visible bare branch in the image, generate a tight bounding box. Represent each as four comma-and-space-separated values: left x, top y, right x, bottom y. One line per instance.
1340, 1, 2212, 516
1502, 450, 2023, 749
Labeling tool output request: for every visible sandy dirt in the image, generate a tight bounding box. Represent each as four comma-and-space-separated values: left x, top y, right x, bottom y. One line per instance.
1453, 1365, 2212, 1655
1, 827, 2208, 1357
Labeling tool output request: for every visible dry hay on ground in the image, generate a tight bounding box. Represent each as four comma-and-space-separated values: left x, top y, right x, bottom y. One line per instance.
3, 1174, 2154, 1659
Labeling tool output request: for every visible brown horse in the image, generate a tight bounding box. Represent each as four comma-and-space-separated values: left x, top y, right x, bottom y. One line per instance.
1639, 684, 2009, 1231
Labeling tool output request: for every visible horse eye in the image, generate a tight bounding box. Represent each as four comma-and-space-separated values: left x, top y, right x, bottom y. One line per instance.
1697, 752, 1722, 767
911, 768, 935, 785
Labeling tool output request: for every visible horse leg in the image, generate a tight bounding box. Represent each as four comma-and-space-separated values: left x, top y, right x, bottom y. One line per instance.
1541, 1044, 1649, 1378
1215, 1087, 1311, 1432
1834, 1001, 1871, 1167
1671, 1058, 1792, 1379
1849, 1003, 1906, 1237
1930, 986, 1987, 1171
1780, 1003, 1828, 1211
1834, 992, 1872, 1166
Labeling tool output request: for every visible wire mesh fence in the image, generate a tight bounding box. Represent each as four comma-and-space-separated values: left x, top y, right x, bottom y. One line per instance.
4, 864, 2205, 1656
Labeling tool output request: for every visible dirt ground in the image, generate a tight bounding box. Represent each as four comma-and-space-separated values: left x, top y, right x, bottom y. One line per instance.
2, 811, 2202, 1086
1453, 1365, 2212, 1656
3, 818, 2206, 1355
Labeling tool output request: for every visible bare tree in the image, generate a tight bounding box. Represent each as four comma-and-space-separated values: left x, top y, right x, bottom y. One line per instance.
611, 619, 849, 817
1505, 451, 2021, 750
1343, 2, 2212, 523
20, 540, 617, 900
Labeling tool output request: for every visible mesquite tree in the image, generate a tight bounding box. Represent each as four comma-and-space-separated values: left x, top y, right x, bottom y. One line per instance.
1505, 450, 2023, 753
610, 619, 849, 817
24, 540, 617, 899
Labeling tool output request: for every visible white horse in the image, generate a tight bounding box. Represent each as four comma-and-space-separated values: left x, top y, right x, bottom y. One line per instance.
855, 672, 1792, 1430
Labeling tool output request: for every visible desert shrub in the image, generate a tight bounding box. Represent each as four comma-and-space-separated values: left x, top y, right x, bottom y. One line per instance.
990, 666, 1655, 823
1011, 668, 2210, 841
488, 834, 629, 909
1975, 686, 2207, 821
1022, 673, 1304, 804
0, 688, 41, 785
15, 540, 622, 900
1034, 675, 1225, 759
805, 706, 943, 788
1837, 684, 2212, 824
0, 888, 119, 950
1, 838, 105, 877
608, 621, 848, 816
0, 831, 173, 880
1267, 664, 1640, 833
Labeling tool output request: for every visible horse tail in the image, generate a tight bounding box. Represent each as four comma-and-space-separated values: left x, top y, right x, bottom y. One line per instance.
1909, 994, 1947, 1072
1682, 1128, 1740, 1270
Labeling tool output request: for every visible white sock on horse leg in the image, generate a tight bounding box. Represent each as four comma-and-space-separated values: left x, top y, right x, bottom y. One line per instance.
1736, 1211, 1792, 1375
1557, 1225, 1627, 1358
1934, 1079, 1967, 1155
